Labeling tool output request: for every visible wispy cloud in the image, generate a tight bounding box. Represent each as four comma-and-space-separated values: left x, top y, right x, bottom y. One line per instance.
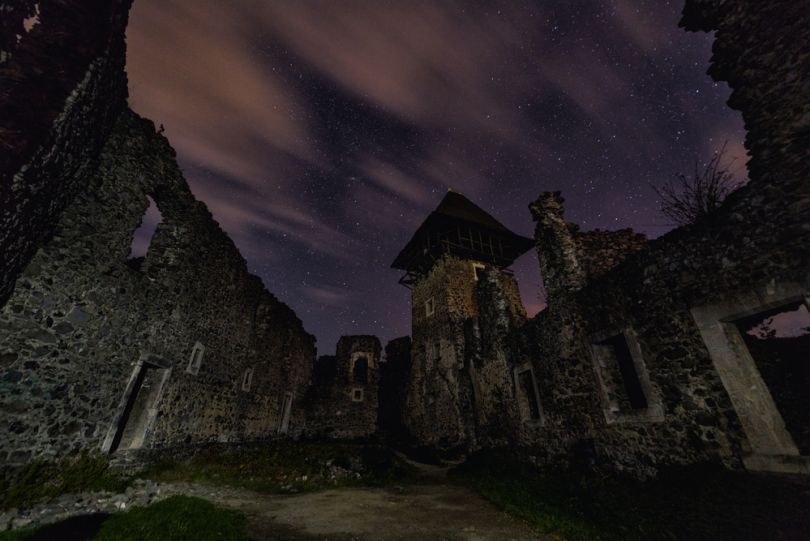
303, 285, 352, 307
126, 0, 745, 348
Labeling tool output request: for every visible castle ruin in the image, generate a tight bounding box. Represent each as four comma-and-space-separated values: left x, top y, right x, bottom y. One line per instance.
0, 0, 808, 480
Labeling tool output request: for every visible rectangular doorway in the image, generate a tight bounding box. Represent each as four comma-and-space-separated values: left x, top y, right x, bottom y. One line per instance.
735, 301, 810, 454
278, 392, 293, 435
103, 356, 171, 453
692, 287, 810, 473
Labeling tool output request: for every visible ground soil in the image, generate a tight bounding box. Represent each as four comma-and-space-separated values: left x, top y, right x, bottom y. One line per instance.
205, 458, 546, 540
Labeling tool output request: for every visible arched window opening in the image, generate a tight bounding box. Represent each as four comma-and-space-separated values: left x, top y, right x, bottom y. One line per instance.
127, 195, 163, 270
352, 356, 369, 384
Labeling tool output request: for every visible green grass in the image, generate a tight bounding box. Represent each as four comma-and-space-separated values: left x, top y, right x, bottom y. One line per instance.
451, 450, 810, 541
0, 530, 29, 541
0, 442, 412, 541
144, 441, 415, 494
0, 496, 250, 541
94, 496, 248, 541
0, 454, 130, 511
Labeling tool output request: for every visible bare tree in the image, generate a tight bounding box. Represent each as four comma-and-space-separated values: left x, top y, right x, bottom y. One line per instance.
654, 143, 740, 226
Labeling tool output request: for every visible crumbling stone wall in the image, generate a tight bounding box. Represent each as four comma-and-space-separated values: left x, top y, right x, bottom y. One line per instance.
390, 0, 808, 478
304, 336, 381, 439
569, 224, 647, 282
465, 0, 810, 477
680, 0, 809, 202
0, 110, 316, 465
522, 152, 808, 476
0, 0, 132, 304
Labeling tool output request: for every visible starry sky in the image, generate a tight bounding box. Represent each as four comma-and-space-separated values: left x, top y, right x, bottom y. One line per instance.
124, 0, 747, 353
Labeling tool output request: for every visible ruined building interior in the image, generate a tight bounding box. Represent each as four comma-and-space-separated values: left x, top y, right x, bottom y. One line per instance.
0, 0, 808, 538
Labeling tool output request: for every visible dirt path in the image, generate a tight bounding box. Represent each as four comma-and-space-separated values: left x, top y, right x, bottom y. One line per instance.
211, 481, 545, 541
151, 454, 546, 540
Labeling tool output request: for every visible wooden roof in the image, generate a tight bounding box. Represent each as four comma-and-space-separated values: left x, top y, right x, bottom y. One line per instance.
391, 190, 534, 273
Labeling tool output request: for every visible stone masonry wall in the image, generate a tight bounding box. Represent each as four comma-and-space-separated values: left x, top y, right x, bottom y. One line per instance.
570, 224, 647, 283
499, 0, 810, 477
404, 256, 526, 452
523, 172, 810, 475
464, 268, 528, 449
0, 110, 316, 466
0, 0, 132, 304
680, 0, 809, 203
304, 336, 381, 440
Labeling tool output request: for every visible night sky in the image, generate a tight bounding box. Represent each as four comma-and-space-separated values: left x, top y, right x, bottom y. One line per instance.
125, 0, 746, 353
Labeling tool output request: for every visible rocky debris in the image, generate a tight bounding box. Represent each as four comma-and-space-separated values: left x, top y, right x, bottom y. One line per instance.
0, 478, 157, 532
0, 478, 298, 532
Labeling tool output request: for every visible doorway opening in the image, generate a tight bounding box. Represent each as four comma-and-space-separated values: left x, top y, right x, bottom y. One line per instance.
735, 301, 810, 454
278, 392, 293, 435
104, 356, 170, 453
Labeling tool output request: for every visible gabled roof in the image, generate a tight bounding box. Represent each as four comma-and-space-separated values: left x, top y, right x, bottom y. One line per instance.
391, 190, 534, 272
432, 191, 514, 234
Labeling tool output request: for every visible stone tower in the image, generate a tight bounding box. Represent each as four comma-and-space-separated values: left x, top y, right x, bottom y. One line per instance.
304, 336, 381, 439
391, 190, 533, 451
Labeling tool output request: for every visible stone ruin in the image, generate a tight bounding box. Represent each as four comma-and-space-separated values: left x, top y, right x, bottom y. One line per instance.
0, 0, 808, 479
304, 336, 381, 440
387, 0, 810, 475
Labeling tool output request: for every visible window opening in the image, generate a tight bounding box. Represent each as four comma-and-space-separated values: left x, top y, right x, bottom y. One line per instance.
186, 342, 205, 375
127, 195, 163, 271
352, 356, 369, 384
241, 367, 254, 392
595, 334, 648, 410
425, 297, 435, 317
516, 368, 542, 421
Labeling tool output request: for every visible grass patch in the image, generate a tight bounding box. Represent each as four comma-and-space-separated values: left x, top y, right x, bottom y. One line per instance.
95, 496, 248, 541
0, 496, 249, 541
0, 529, 30, 541
451, 450, 810, 541
0, 454, 130, 511
144, 441, 414, 494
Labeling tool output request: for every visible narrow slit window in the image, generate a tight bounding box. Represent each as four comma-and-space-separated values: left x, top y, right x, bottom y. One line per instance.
352, 388, 364, 402
127, 195, 163, 271
241, 367, 254, 392
186, 342, 205, 375
425, 297, 435, 317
